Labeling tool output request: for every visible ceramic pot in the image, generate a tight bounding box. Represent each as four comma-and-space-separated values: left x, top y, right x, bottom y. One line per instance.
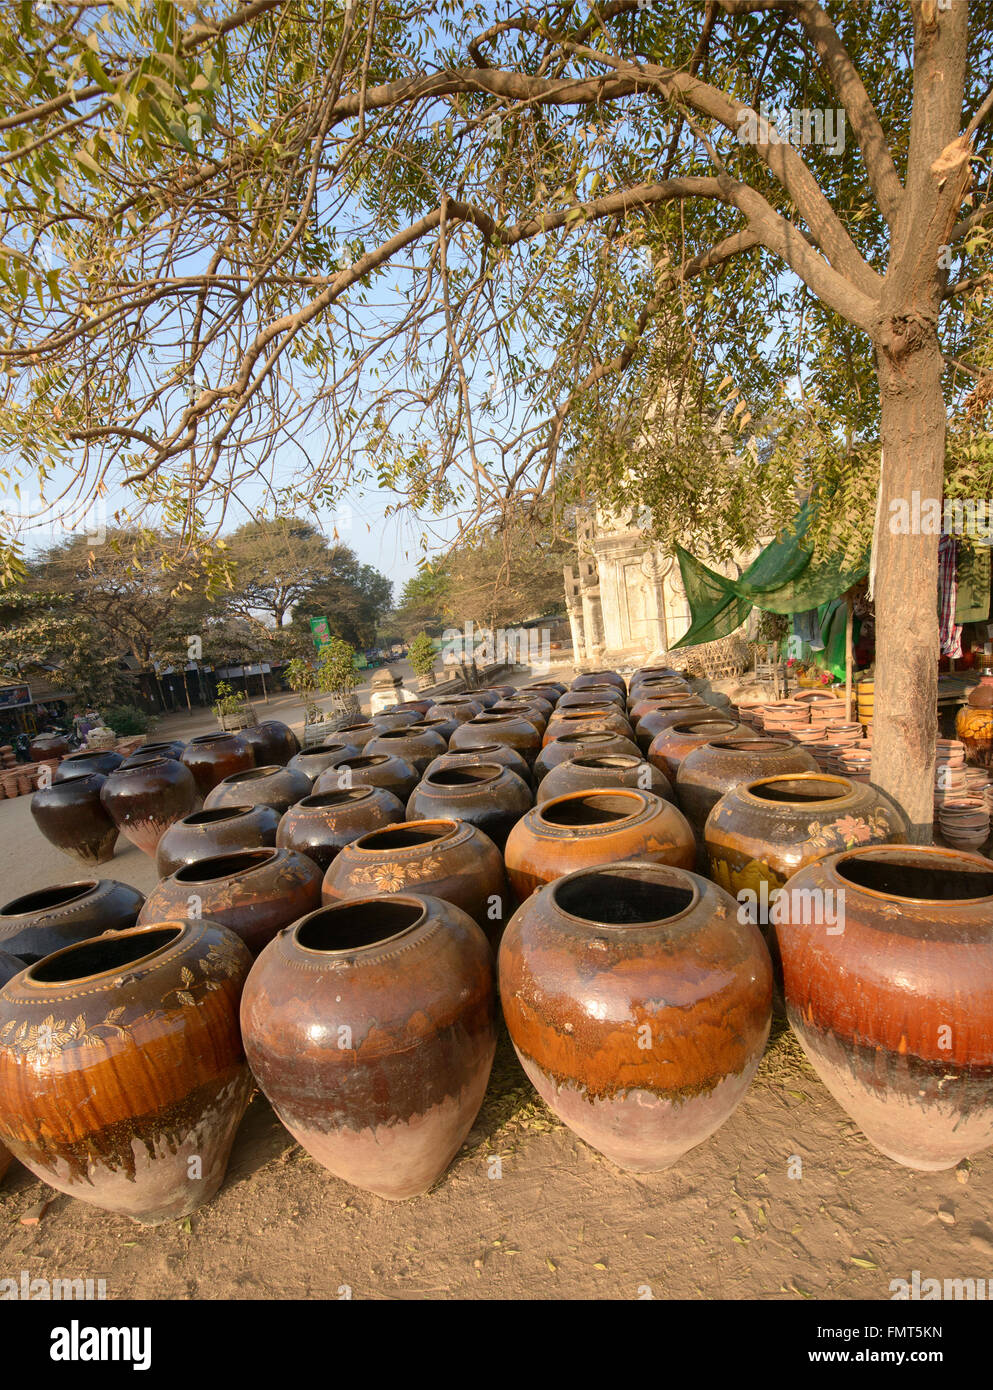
320, 722, 381, 752
627, 679, 691, 710
630, 693, 701, 724
417, 713, 460, 742
139, 848, 323, 956
533, 729, 641, 782
633, 701, 709, 752
776, 845, 993, 1170
204, 764, 312, 816
544, 708, 633, 743
380, 700, 435, 717
450, 714, 543, 765
676, 738, 821, 836
705, 772, 908, 903
426, 697, 483, 723
956, 703, 993, 769
241, 894, 497, 1199
572, 671, 625, 692
181, 733, 255, 797
519, 680, 566, 699
155, 804, 282, 879
499, 861, 772, 1170
29, 734, 70, 761
134, 740, 187, 760
31, 774, 119, 867
558, 688, 626, 712
53, 750, 124, 783
276, 786, 406, 871
371, 710, 423, 732
0, 920, 252, 1223
364, 726, 448, 775
0, 952, 23, 987
99, 757, 199, 856
423, 743, 534, 790
647, 718, 751, 781
407, 763, 533, 849
0, 879, 145, 962
241, 721, 299, 768
322, 819, 507, 944
493, 694, 554, 721
288, 742, 361, 783
504, 789, 696, 902
484, 684, 518, 699
536, 752, 674, 804
313, 751, 420, 804
470, 689, 505, 709
487, 701, 547, 734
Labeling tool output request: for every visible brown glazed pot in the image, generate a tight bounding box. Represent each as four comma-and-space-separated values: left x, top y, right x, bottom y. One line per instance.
380, 700, 435, 717
0, 879, 145, 962
276, 787, 406, 872
203, 764, 312, 816
467, 689, 503, 709
449, 714, 542, 765
371, 709, 423, 732
424, 743, 534, 790
417, 713, 460, 742
322, 819, 507, 945
99, 757, 199, 856
53, 750, 124, 783
520, 680, 566, 699
533, 730, 642, 782
364, 726, 448, 775
647, 718, 751, 782
317, 722, 381, 752
129, 740, 187, 760
0, 920, 252, 1223
312, 751, 420, 804
775, 845, 993, 1170
181, 733, 255, 797
426, 697, 483, 724
558, 688, 626, 712
634, 701, 709, 753
487, 701, 547, 734
407, 764, 533, 850
676, 738, 820, 837
29, 734, 70, 761
536, 752, 674, 805
572, 671, 625, 692
155, 804, 282, 879
705, 772, 908, 902
288, 742, 362, 783
544, 708, 633, 743
31, 773, 119, 867
241, 894, 497, 1199
138, 848, 324, 956
504, 789, 696, 902
0, 952, 22, 987
493, 694, 554, 721
241, 721, 299, 768
499, 861, 772, 1170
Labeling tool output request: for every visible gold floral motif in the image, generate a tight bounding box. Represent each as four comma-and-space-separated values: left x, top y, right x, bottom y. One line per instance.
349, 855, 443, 892
804, 808, 892, 855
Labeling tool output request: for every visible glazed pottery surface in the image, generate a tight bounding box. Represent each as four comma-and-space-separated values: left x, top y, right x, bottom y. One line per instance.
956, 704, 993, 769
312, 751, 420, 804
776, 845, 993, 1170
533, 730, 641, 782
155, 804, 282, 879
139, 848, 323, 955
492, 695, 553, 721
364, 726, 448, 775
53, 750, 124, 783
0, 879, 145, 962
317, 723, 380, 752
634, 702, 709, 753
487, 702, 547, 734
449, 714, 542, 765
572, 671, 625, 692
504, 788, 696, 902
425, 698, 483, 723
241, 721, 299, 767
544, 708, 632, 743
407, 763, 533, 849
276, 787, 406, 871
0, 952, 23, 987
100, 756, 199, 856
203, 763, 312, 815
29, 734, 70, 761
647, 718, 751, 781
181, 733, 256, 797
500, 861, 771, 1170
0, 920, 252, 1223
423, 743, 534, 789
288, 742, 362, 782
558, 689, 626, 712
371, 710, 422, 732
31, 773, 119, 867
676, 738, 820, 836
536, 753, 674, 804
241, 894, 497, 1199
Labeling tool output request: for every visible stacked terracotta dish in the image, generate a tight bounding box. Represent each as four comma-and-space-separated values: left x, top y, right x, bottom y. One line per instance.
937, 798, 990, 851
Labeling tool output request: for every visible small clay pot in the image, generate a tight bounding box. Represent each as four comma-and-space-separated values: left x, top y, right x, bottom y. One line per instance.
31, 773, 119, 866
100, 757, 199, 856
364, 725, 448, 775
288, 742, 362, 783
407, 763, 533, 849
181, 733, 255, 796
203, 764, 312, 815
276, 786, 406, 871
449, 714, 542, 765
0, 878, 145, 962
424, 743, 534, 790
155, 804, 282, 879
533, 730, 642, 782
537, 752, 674, 804
312, 751, 420, 804
53, 750, 124, 783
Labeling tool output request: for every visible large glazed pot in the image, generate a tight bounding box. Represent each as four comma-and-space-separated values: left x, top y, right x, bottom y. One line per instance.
241, 894, 497, 1200
364, 725, 448, 775
181, 733, 255, 797
426, 697, 483, 724
544, 708, 633, 743
29, 733, 70, 761
487, 701, 547, 734
467, 689, 503, 709
288, 742, 361, 783
449, 714, 542, 765
537, 752, 674, 805
380, 699, 435, 717
407, 764, 532, 850
676, 738, 820, 837
99, 757, 199, 857
31, 774, 119, 867
371, 709, 422, 732
423, 743, 534, 790
533, 729, 641, 782
648, 718, 750, 781
204, 764, 312, 816
0, 920, 252, 1223
504, 789, 696, 902
0, 879, 145, 962
705, 772, 908, 900
519, 680, 566, 700
323, 819, 507, 944
312, 751, 420, 804
276, 787, 406, 872
53, 750, 124, 783
572, 670, 625, 693
634, 701, 709, 753
317, 722, 380, 753
417, 712, 460, 742
155, 804, 282, 879
241, 721, 299, 768
775, 845, 993, 1170
492, 694, 553, 722
500, 862, 771, 1171
128, 740, 186, 761
558, 688, 626, 712
139, 848, 323, 956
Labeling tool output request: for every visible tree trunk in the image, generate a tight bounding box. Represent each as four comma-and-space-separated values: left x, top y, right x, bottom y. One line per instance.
870, 326, 946, 842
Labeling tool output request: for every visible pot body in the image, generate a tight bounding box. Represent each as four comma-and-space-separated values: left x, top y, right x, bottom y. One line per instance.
956, 704, 993, 768
139, 848, 324, 955
100, 757, 199, 856
313, 752, 420, 804
31, 773, 119, 866
676, 739, 820, 836
53, 750, 124, 783
634, 703, 709, 753
241, 721, 299, 768
0, 920, 251, 1223
572, 671, 625, 692
450, 715, 542, 765
558, 689, 626, 712
536, 753, 674, 804
204, 764, 312, 815
500, 862, 771, 1170
241, 894, 497, 1199
426, 699, 483, 724
424, 744, 534, 790
276, 787, 406, 871
0, 879, 145, 962
407, 764, 533, 849
288, 742, 361, 783
775, 845, 993, 1170
155, 804, 282, 879
647, 719, 750, 781
544, 709, 632, 743
181, 734, 256, 797
504, 789, 696, 902
29, 734, 70, 761
533, 731, 641, 782
364, 726, 448, 775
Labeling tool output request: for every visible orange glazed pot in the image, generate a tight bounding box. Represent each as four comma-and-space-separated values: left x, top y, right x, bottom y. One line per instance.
647, 718, 751, 781
675, 738, 820, 837
0, 920, 252, 1223
503, 788, 695, 902
775, 845, 993, 1170
499, 861, 772, 1170
241, 894, 496, 1200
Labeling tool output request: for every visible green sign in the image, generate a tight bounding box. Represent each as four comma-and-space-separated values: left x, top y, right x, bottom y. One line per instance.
309, 616, 332, 650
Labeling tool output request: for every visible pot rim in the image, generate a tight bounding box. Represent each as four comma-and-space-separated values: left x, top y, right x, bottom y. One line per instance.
1, 879, 101, 917
181, 805, 258, 826
571, 753, 643, 769
352, 817, 461, 853
423, 763, 503, 788
110, 755, 175, 775
188, 733, 246, 746
298, 787, 377, 809
172, 846, 282, 882
701, 738, 796, 755
291, 895, 428, 956
739, 771, 858, 809
218, 764, 286, 784
826, 843, 993, 905
21, 921, 188, 988
536, 786, 652, 829
550, 859, 702, 927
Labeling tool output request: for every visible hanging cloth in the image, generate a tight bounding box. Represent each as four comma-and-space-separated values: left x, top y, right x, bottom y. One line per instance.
938, 533, 963, 658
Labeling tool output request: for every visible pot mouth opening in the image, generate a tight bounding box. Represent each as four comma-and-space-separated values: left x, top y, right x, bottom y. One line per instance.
573, 754, 642, 770
707, 738, 792, 754
118, 755, 172, 772
473, 714, 515, 724
337, 723, 374, 733
295, 898, 426, 954
833, 848, 993, 902
426, 765, 502, 787
306, 743, 356, 756
173, 847, 278, 881
747, 774, 851, 804
27, 925, 184, 985
2, 881, 99, 916
554, 864, 697, 925
300, 789, 374, 809
221, 765, 282, 784
557, 732, 617, 746
342, 755, 389, 769
190, 733, 242, 746
183, 807, 254, 825
356, 820, 458, 851
539, 790, 646, 827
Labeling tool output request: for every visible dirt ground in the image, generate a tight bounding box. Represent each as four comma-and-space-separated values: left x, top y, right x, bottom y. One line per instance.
1, 673, 989, 1300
